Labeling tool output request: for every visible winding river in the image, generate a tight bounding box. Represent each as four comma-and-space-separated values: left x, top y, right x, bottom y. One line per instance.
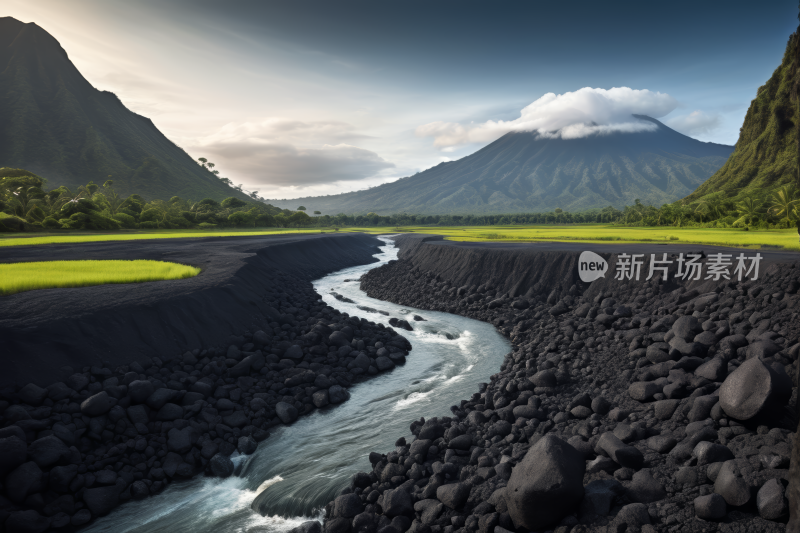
83, 236, 510, 533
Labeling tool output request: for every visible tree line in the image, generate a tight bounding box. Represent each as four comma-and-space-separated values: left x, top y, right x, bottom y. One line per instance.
0, 168, 312, 232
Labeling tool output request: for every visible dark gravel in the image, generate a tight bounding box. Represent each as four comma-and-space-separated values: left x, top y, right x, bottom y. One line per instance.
314, 234, 800, 533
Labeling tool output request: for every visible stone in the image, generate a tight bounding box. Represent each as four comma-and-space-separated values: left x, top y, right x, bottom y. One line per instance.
4, 510, 50, 533
694, 493, 726, 520
332, 493, 363, 518
382, 488, 413, 517
627, 470, 666, 504
167, 427, 197, 454
505, 436, 585, 530
580, 479, 623, 517
0, 435, 27, 478
719, 358, 785, 420
81, 391, 113, 416
312, 390, 330, 408
157, 403, 184, 421
611, 503, 650, 530
209, 453, 234, 478
531, 370, 557, 388
18, 383, 48, 406
128, 380, 154, 404
83, 485, 120, 516
714, 460, 750, 506
591, 396, 611, 415
27, 435, 69, 468
693, 442, 734, 466
653, 400, 679, 420
276, 402, 299, 424
285, 345, 305, 360
628, 382, 659, 402
6, 461, 43, 503
688, 395, 718, 422
329, 385, 350, 404
694, 357, 727, 382
645, 436, 676, 454
757, 478, 787, 520
597, 432, 644, 469
436, 483, 470, 509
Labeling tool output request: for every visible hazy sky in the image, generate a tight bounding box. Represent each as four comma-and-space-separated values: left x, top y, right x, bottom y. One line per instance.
5, 0, 798, 200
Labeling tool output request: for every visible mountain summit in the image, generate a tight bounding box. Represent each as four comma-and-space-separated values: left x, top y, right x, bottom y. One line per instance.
271, 115, 734, 215
0, 17, 247, 201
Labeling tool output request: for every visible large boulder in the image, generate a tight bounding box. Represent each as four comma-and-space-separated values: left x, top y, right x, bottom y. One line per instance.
209, 454, 234, 478
332, 493, 363, 518
0, 435, 27, 477
506, 436, 585, 530
714, 460, 751, 506
276, 402, 299, 424
436, 483, 470, 509
83, 485, 119, 516
719, 358, 790, 421
27, 436, 69, 468
382, 488, 413, 517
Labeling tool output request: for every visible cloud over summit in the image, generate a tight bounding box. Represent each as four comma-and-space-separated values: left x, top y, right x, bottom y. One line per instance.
416, 87, 679, 147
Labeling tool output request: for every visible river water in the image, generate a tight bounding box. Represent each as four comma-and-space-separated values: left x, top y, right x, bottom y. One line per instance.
83, 236, 510, 533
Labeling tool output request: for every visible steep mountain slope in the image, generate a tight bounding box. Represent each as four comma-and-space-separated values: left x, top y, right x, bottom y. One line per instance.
683, 33, 799, 204
0, 17, 248, 202
270, 116, 733, 215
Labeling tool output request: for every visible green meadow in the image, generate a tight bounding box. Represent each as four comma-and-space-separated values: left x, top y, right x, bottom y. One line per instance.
0, 260, 201, 296
0, 224, 798, 251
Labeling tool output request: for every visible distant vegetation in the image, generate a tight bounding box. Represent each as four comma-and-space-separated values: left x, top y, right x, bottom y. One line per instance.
0, 167, 313, 232
0, 259, 200, 295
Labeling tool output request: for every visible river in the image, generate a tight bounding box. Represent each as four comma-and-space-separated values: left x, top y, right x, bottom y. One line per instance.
82, 236, 510, 533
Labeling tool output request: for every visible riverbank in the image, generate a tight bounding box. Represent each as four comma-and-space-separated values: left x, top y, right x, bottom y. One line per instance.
325, 234, 800, 533
0, 233, 416, 532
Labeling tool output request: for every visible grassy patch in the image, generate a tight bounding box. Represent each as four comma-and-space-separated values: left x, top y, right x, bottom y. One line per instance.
0, 260, 200, 296
342, 225, 800, 250
0, 228, 325, 248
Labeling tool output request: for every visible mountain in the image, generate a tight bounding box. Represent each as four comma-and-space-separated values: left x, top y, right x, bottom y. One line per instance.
269, 115, 734, 215
0, 17, 249, 202
683, 32, 799, 205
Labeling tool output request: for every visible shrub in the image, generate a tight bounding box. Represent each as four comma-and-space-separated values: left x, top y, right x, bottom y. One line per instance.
139, 221, 158, 229
255, 213, 276, 227
0, 213, 32, 232
112, 213, 137, 228
118, 208, 140, 219
168, 216, 191, 228
42, 217, 61, 229
59, 199, 99, 217
198, 198, 220, 209
198, 222, 217, 229
180, 211, 196, 223
60, 212, 121, 230
221, 197, 247, 209
228, 211, 255, 227
139, 208, 162, 223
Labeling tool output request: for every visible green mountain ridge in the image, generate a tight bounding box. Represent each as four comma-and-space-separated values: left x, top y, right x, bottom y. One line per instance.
269, 116, 733, 216
683, 31, 800, 205
0, 16, 249, 202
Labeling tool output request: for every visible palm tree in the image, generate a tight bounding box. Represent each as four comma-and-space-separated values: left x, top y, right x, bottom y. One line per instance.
735, 196, 761, 226
768, 185, 799, 226
9, 186, 45, 219
102, 179, 125, 215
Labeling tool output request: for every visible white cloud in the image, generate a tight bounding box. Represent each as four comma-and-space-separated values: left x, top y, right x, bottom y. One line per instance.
416, 87, 679, 147
664, 110, 722, 137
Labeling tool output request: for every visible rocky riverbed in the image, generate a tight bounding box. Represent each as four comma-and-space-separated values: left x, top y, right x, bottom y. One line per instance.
312, 235, 800, 533
0, 233, 417, 532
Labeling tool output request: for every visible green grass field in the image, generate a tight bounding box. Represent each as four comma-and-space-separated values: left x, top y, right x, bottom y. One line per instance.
349, 225, 800, 251
0, 224, 798, 251
0, 260, 201, 296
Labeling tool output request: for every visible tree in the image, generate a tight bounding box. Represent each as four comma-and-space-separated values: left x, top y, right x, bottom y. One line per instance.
198, 157, 208, 167
735, 197, 762, 226
768, 185, 799, 226
314, 211, 321, 215
207, 162, 215, 170
297, 206, 307, 211
102, 179, 125, 215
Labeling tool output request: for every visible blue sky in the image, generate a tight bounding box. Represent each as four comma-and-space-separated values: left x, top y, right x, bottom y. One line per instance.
6, 0, 798, 199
